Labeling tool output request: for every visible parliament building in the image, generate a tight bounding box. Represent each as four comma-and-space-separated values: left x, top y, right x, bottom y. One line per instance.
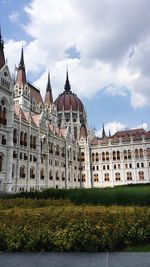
0, 31, 150, 193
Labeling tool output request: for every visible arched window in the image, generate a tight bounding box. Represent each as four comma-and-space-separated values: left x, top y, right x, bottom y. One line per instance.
96, 153, 99, 162
0, 105, 2, 124
13, 129, 17, 144
117, 151, 120, 160
115, 172, 121, 181
139, 149, 143, 158
24, 133, 27, 147
12, 164, 15, 178
102, 152, 105, 161
104, 173, 109, 181
30, 167, 35, 178
81, 152, 85, 161
147, 148, 150, 158
49, 170, 53, 180
40, 169, 44, 179
127, 172, 132, 181
56, 171, 59, 180
33, 136, 36, 149
94, 173, 99, 182
106, 151, 109, 161
20, 131, 24, 145
30, 135, 33, 149
135, 149, 139, 159
3, 107, 7, 125
20, 166, 25, 178
113, 151, 116, 160
56, 144, 59, 156
128, 150, 132, 159
124, 150, 127, 160
62, 172, 65, 181
139, 171, 144, 180
0, 154, 3, 171
82, 174, 86, 182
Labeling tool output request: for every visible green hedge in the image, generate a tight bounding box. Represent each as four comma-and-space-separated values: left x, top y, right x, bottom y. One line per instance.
0, 205, 150, 251
1, 184, 150, 206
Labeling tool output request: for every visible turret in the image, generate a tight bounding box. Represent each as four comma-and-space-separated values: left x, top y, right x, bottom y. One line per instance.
44, 72, 53, 107
0, 27, 5, 70
15, 47, 26, 86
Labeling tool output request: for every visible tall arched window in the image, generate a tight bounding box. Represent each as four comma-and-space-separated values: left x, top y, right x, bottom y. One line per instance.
96, 153, 99, 162
124, 150, 127, 160
94, 173, 99, 182
135, 149, 139, 159
13, 129, 17, 144
62, 172, 65, 181
139, 171, 144, 180
106, 151, 109, 161
102, 152, 105, 161
117, 151, 120, 160
104, 173, 109, 181
49, 170, 53, 180
56, 171, 59, 180
147, 148, 150, 158
30, 167, 35, 178
24, 133, 27, 147
128, 150, 132, 159
127, 172, 132, 181
20, 131, 24, 145
30, 135, 33, 149
115, 172, 121, 181
3, 107, 7, 125
81, 152, 85, 161
0, 105, 2, 124
139, 149, 143, 158
113, 151, 116, 160
0, 154, 3, 171
40, 169, 44, 179
33, 136, 36, 149
20, 166, 25, 178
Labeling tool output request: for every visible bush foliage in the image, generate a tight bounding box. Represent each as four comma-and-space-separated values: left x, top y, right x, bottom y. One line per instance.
1, 184, 150, 206
0, 202, 150, 251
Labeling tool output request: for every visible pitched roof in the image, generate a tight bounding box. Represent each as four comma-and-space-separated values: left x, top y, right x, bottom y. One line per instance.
28, 83, 43, 105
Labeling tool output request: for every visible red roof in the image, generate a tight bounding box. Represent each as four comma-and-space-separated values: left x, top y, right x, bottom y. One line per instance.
54, 91, 84, 112
28, 83, 43, 105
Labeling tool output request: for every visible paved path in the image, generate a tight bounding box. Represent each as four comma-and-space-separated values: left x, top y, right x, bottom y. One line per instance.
0, 252, 150, 267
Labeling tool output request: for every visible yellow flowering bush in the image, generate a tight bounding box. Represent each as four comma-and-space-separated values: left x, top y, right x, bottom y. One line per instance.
0, 201, 150, 251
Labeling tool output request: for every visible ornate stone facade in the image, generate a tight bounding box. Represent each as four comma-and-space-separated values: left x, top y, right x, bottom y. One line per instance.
0, 32, 150, 193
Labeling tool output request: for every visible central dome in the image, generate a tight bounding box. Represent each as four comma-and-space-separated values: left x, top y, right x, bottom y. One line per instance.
54, 70, 84, 113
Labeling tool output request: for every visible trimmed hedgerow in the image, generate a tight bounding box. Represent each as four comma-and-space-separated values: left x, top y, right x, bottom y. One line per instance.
0, 204, 150, 251
1, 184, 150, 206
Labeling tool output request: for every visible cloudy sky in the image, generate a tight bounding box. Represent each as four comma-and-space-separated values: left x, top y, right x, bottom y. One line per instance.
1, 0, 150, 136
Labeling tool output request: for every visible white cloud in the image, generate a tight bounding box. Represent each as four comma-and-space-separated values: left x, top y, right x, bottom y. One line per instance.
4, 0, 150, 109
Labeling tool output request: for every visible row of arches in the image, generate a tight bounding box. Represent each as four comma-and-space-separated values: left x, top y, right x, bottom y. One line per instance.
13, 129, 36, 149
81, 148, 150, 162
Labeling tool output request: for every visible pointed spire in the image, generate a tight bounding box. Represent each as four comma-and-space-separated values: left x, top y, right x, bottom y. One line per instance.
15, 47, 26, 86
64, 66, 71, 92
109, 129, 111, 138
102, 123, 106, 139
44, 72, 53, 106
19, 46, 25, 69
0, 26, 5, 69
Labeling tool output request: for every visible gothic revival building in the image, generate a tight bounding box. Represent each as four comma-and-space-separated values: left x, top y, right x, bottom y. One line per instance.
0, 31, 150, 192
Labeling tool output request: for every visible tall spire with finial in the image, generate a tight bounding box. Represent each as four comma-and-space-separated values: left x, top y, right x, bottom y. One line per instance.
0, 26, 5, 69
44, 72, 53, 106
64, 66, 71, 92
109, 129, 111, 138
15, 47, 26, 86
102, 123, 106, 139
